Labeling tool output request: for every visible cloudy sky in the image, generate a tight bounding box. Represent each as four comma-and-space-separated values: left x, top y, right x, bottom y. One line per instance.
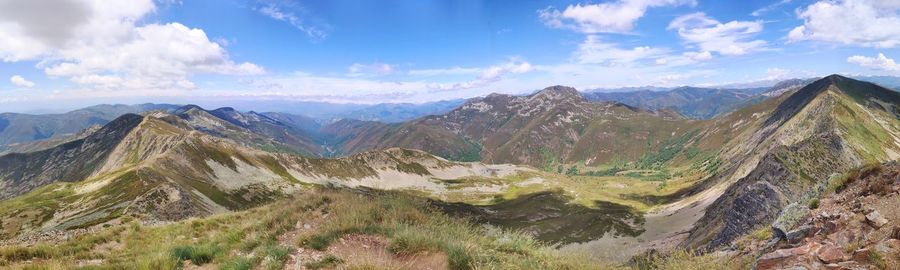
1, 0, 899, 111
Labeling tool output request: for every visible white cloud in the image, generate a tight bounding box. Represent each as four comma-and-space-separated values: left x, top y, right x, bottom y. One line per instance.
539, 0, 696, 34
256, 1, 328, 40
407, 67, 482, 77
847, 53, 900, 72
427, 59, 533, 91
0, 0, 262, 91
9, 75, 35, 88
788, 0, 900, 48
668, 12, 767, 56
751, 0, 792, 16
575, 35, 669, 65
765, 68, 790, 80
348, 62, 396, 76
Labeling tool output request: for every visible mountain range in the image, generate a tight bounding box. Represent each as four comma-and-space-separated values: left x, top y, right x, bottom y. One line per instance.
1, 75, 898, 269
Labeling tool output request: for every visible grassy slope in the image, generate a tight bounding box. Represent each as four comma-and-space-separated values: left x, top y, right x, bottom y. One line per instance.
0, 188, 608, 270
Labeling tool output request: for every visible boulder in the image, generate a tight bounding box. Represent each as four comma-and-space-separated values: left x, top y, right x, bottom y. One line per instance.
816, 244, 846, 264
773, 203, 810, 239
850, 248, 871, 262
786, 225, 814, 244
757, 245, 812, 270
865, 210, 888, 228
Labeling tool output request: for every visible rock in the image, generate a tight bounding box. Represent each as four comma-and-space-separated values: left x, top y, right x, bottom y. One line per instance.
850, 248, 871, 262
823, 263, 843, 270
773, 203, 811, 239
891, 226, 900, 239
817, 244, 846, 264
864, 210, 888, 228
827, 230, 857, 247
822, 220, 839, 234
786, 225, 815, 244
757, 246, 810, 270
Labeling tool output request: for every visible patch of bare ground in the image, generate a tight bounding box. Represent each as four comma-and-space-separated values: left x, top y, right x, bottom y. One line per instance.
281, 208, 447, 270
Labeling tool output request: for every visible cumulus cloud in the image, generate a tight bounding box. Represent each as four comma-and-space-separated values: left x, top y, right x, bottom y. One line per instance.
539, 0, 696, 34
788, 0, 900, 48
668, 12, 767, 56
847, 53, 900, 72
256, 1, 328, 40
0, 0, 262, 91
575, 35, 669, 65
9, 75, 35, 88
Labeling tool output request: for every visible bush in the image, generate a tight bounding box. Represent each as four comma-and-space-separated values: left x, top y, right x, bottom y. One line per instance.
808, 198, 819, 209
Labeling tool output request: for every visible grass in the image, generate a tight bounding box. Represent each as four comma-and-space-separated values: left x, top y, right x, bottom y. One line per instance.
635, 249, 738, 270
0, 187, 605, 269
304, 254, 344, 269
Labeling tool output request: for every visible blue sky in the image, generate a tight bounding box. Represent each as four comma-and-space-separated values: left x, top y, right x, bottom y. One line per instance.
1, 0, 899, 112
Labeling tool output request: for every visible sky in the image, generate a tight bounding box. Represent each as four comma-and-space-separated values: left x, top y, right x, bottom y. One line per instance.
1, 0, 900, 112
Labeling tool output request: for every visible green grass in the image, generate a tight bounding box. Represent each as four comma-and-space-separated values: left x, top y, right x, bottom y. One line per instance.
1, 188, 607, 269
304, 254, 344, 269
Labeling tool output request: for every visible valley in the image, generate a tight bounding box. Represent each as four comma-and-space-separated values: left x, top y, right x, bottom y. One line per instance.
0, 75, 898, 269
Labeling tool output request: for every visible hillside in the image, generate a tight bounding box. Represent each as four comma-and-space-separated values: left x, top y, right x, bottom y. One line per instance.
683, 75, 900, 250
0, 113, 541, 238
0, 104, 179, 153
323, 85, 707, 169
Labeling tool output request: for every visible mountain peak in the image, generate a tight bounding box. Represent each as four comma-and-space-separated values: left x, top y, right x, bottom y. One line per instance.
175, 104, 205, 114
531, 85, 582, 101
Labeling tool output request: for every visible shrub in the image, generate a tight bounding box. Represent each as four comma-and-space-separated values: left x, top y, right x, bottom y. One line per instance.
808, 198, 819, 209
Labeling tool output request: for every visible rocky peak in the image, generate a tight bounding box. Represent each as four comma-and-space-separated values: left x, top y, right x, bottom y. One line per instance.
531, 85, 583, 102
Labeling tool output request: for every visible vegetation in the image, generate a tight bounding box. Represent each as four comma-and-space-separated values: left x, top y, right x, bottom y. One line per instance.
0, 188, 603, 269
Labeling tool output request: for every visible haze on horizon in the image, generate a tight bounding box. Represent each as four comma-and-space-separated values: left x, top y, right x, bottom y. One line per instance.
1, 0, 899, 112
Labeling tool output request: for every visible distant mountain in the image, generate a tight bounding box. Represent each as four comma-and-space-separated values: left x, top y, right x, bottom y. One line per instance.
189, 99, 464, 123
0, 112, 531, 236
852, 75, 900, 90
323, 85, 699, 168
582, 86, 767, 119
332, 100, 465, 123
0, 103, 179, 153
260, 112, 321, 133
172, 105, 324, 156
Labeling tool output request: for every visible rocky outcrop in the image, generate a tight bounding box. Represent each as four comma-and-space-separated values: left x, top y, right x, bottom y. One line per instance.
684, 133, 853, 249
737, 162, 899, 270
